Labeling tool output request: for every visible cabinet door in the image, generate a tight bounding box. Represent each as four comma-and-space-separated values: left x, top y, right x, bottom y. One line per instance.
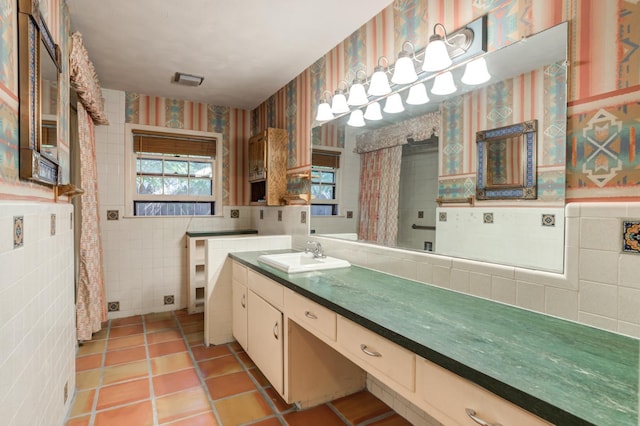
248, 291, 284, 395
232, 280, 248, 351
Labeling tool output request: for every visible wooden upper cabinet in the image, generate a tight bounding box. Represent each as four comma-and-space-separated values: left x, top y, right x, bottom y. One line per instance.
248, 128, 288, 205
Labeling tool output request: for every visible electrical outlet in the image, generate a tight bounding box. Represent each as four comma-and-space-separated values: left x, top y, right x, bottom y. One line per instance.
278, 210, 283, 221
260, 209, 264, 220
418, 211, 424, 218
164, 295, 175, 305
300, 211, 307, 224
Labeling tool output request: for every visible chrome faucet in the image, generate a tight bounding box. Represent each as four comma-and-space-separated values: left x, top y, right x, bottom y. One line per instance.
305, 241, 326, 259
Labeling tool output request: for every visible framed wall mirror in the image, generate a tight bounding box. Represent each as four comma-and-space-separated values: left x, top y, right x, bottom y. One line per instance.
18, 0, 61, 185
476, 120, 537, 200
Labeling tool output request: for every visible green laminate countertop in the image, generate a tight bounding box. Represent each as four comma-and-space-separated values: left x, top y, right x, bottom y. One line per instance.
185, 229, 258, 237
230, 250, 639, 426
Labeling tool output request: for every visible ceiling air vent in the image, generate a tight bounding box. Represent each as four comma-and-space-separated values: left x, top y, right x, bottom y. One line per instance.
173, 72, 204, 86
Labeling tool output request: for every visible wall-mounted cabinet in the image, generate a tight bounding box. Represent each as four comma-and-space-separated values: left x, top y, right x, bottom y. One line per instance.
248, 128, 288, 205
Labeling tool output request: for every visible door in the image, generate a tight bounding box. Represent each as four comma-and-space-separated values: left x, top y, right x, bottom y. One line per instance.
248, 290, 284, 394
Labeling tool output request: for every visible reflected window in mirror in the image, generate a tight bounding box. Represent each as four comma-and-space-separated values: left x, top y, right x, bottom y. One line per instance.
311, 150, 341, 216
476, 120, 537, 200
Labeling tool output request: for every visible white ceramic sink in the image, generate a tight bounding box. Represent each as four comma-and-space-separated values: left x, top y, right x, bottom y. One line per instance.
257, 252, 351, 273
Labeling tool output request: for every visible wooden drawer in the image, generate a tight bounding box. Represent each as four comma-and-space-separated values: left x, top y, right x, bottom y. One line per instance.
232, 261, 247, 285
285, 289, 336, 341
416, 356, 551, 426
337, 316, 415, 392
248, 269, 283, 309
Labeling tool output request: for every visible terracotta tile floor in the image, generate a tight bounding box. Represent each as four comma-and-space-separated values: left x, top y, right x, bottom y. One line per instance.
65, 310, 412, 426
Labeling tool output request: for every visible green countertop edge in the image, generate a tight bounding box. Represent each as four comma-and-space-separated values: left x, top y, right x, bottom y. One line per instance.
229, 250, 639, 426
185, 229, 258, 237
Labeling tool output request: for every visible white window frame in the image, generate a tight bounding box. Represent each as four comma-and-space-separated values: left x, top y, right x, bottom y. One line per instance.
124, 123, 223, 217
311, 165, 340, 216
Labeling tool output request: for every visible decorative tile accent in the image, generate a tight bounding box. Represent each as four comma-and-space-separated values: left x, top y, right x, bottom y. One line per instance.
346, 211, 353, 219
418, 211, 424, 219
106, 210, 119, 221
230, 209, 240, 219
278, 210, 283, 222
259, 210, 264, 220
622, 220, 640, 254
51, 214, 56, 236
483, 212, 494, 224
300, 211, 307, 224
439, 212, 447, 222
13, 216, 24, 248
107, 301, 120, 312
542, 214, 556, 227
164, 295, 175, 305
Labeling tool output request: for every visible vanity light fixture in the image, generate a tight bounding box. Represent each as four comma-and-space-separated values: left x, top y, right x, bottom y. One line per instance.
174, 72, 205, 86
422, 24, 453, 72
331, 81, 350, 114
391, 41, 418, 85
383, 93, 404, 113
315, 91, 335, 121
431, 71, 457, 95
406, 82, 429, 105
461, 56, 491, 85
347, 109, 366, 127
368, 57, 392, 96
347, 70, 369, 106
363, 101, 383, 120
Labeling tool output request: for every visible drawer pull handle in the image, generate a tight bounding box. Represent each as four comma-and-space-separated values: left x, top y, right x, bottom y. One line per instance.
273, 322, 279, 340
465, 408, 501, 426
360, 344, 381, 357
304, 311, 318, 320
240, 294, 246, 308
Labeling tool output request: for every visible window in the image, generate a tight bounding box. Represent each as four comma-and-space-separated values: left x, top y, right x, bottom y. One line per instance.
311, 149, 341, 216
125, 125, 221, 217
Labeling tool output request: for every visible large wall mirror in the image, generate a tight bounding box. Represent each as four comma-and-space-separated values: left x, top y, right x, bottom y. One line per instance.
18, 0, 61, 185
310, 22, 568, 273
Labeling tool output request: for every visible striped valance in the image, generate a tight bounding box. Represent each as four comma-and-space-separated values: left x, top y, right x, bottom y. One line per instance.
70, 32, 109, 125
355, 111, 440, 154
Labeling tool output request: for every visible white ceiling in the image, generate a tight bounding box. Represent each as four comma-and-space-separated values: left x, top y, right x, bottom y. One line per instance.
65, 0, 393, 110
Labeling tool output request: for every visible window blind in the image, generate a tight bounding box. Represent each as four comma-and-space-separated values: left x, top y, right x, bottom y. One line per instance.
312, 149, 341, 168
132, 130, 216, 157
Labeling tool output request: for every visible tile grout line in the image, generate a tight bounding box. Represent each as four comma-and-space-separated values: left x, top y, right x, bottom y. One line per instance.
89, 319, 111, 426
141, 314, 160, 425
173, 311, 224, 425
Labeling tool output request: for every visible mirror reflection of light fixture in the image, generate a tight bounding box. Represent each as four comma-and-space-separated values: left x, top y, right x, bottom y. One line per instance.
431, 71, 457, 95
347, 109, 366, 127
383, 93, 404, 113
461, 56, 491, 85
347, 70, 369, 106
391, 41, 418, 85
422, 23, 452, 72
331, 81, 350, 114
364, 101, 383, 121
368, 57, 391, 96
406, 83, 429, 105
315, 90, 335, 121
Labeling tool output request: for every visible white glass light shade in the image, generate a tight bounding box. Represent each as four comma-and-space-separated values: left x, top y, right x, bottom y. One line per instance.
368, 68, 392, 96
422, 37, 452, 72
391, 55, 418, 85
364, 102, 383, 121
431, 71, 457, 96
406, 83, 430, 105
347, 82, 369, 106
461, 57, 491, 85
383, 93, 404, 113
347, 109, 366, 127
331, 92, 349, 114
315, 101, 334, 121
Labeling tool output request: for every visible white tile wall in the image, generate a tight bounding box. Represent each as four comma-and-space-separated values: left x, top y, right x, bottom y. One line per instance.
0, 202, 75, 426
297, 202, 640, 339
96, 89, 256, 318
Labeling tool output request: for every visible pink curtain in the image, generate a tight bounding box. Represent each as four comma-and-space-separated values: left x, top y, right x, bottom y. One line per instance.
76, 103, 106, 341
357, 146, 402, 246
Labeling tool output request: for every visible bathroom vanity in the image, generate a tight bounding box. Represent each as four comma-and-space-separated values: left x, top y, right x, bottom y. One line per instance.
230, 250, 638, 426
